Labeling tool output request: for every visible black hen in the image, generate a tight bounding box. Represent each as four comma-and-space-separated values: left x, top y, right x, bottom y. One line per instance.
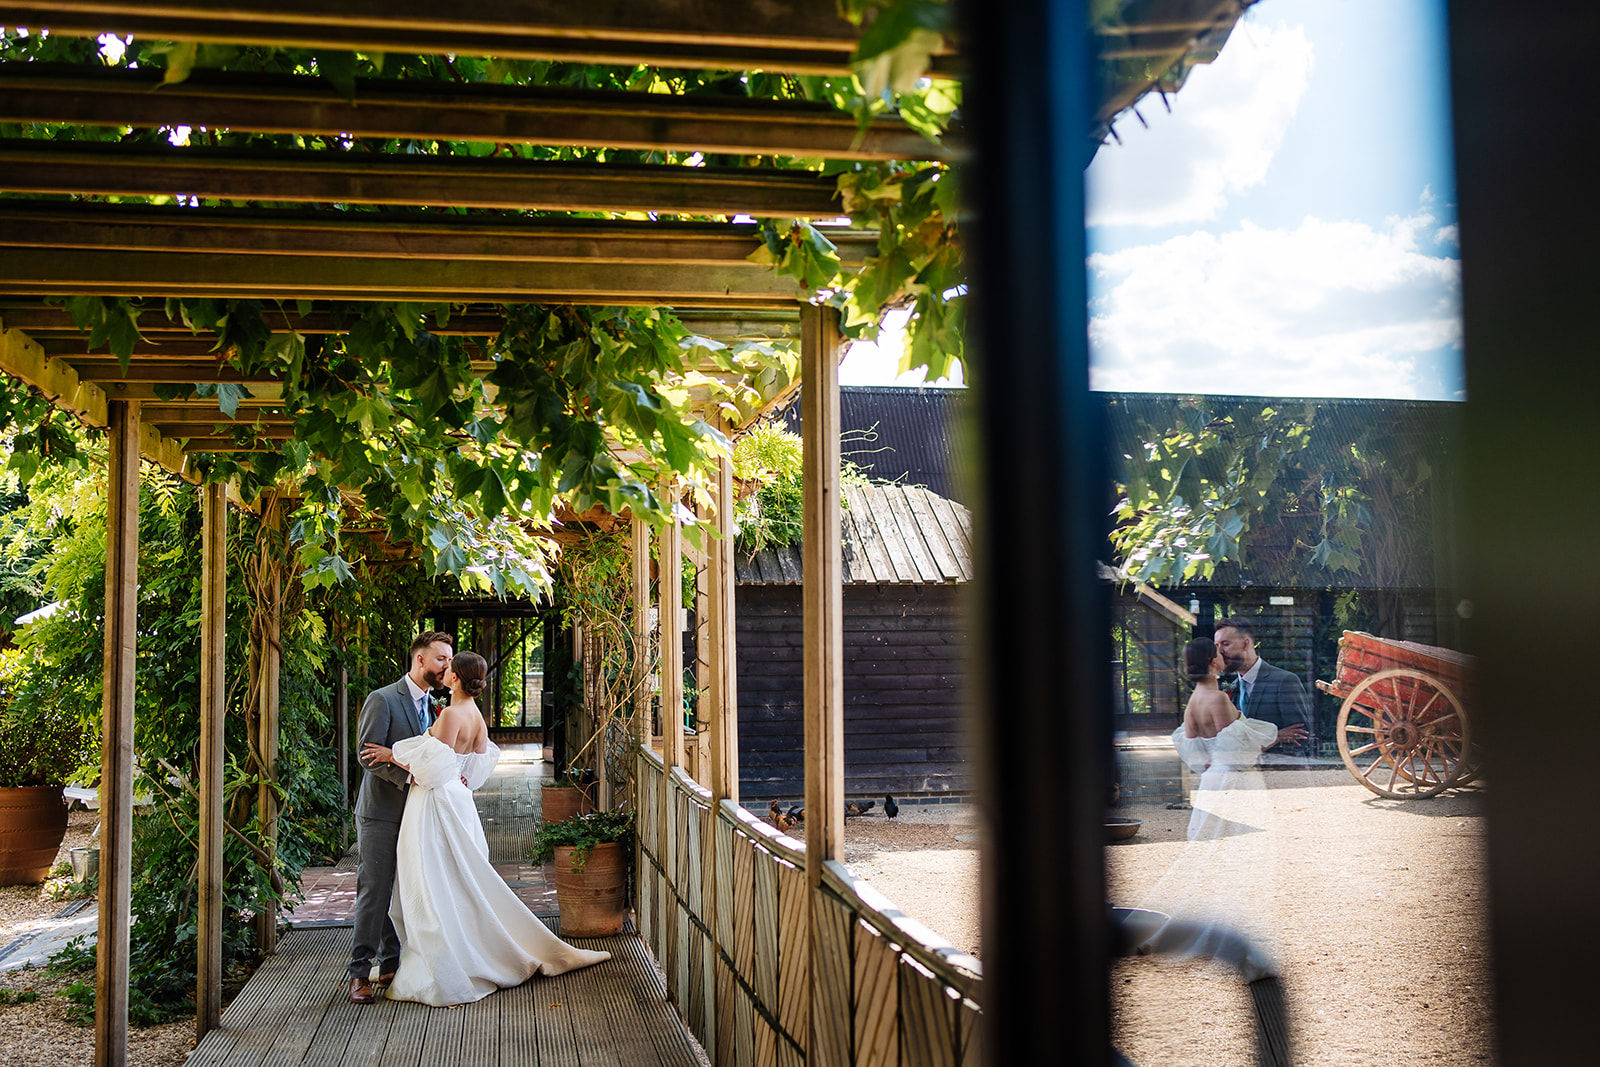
884, 794, 899, 819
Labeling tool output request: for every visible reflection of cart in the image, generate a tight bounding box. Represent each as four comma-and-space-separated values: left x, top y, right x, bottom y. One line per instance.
1316, 631, 1479, 799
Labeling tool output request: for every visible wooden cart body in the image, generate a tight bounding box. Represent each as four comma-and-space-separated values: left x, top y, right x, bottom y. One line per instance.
1317, 631, 1479, 799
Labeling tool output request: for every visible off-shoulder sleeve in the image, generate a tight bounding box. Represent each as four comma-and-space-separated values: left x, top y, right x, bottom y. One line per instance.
393, 735, 458, 789
1234, 716, 1278, 750
460, 741, 501, 791
1171, 725, 1212, 773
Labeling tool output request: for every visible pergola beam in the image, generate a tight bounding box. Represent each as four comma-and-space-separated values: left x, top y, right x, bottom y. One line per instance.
1, 301, 802, 342
0, 64, 957, 162
0, 0, 958, 76
0, 249, 807, 305
0, 140, 842, 215
0, 203, 874, 265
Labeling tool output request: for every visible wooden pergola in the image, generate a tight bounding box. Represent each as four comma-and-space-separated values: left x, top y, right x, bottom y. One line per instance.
0, 3, 1319, 1066
0, 4, 973, 1066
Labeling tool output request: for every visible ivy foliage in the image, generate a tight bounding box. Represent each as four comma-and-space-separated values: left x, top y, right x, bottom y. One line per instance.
1108, 396, 1452, 596
0, 438, 346, 1022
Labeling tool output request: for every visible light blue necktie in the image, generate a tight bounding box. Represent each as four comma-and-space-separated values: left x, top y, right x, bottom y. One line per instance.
418, 694, 432, 730
1238, 679, 1249, 714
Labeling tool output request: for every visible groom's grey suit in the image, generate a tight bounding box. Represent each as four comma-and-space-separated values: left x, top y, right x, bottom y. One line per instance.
348, 676, 429, 981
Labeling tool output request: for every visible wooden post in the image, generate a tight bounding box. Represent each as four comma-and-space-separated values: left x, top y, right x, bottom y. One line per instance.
801, 304, 845, 883
336, 663, 349, 850
632, 513, 652, 749
708, 454, 741, 805
96, 399, 139, 1067
800, 305, 846, 1063
694, 533, 711, 784
660, 481, 685, 772
256, 494, 283, 955
196, 480, 227, 1039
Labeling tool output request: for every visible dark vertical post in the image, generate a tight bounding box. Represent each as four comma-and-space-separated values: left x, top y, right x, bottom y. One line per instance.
966, 0, 1112, 1064
1449, 2, 1600, 1060
197, 480, 227, 1039
96, 399, 139, 1067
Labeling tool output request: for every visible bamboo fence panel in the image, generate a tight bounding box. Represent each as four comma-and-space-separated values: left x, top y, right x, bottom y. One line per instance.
851, 920, 899, 1067
633, 747, 983, 1067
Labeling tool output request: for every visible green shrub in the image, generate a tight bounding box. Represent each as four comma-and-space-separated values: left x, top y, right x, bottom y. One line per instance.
529, 809, 634, 871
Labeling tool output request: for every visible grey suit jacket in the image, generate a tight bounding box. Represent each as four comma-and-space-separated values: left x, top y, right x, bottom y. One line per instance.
1243, 659, 1314, 759
354, 676, 427, 822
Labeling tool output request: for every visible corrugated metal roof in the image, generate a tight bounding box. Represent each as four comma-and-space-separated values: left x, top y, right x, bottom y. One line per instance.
736, 483, 973, 585
779, 385, 972, 506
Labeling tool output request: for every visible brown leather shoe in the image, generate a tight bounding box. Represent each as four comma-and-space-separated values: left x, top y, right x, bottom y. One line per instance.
348, 977, 376, 1004
375, 971, 396, 986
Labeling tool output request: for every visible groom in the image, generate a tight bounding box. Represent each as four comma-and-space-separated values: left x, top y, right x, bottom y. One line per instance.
1214, 616, 1312, 764
347, 630, 453, 1003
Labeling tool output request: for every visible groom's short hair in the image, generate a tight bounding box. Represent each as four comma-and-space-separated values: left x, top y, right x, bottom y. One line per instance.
1215, 616, 1256, 641
409, 630, 454, 657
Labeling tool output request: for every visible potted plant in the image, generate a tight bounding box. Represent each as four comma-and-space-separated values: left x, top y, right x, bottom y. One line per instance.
540, 766, 597, 825
0, 648, 96, 885
529, 809, 634, 937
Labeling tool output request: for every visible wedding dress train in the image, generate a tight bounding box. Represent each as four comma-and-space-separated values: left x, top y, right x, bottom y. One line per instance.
384, 734, 610, 1007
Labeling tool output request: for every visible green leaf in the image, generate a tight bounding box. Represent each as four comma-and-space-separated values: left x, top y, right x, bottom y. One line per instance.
317, 51, 359, 102
160, 41, 198, 86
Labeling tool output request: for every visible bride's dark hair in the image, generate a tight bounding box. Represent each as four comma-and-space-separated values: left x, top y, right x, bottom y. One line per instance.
1184, 637, 1218, 683
452, 650, 489, 698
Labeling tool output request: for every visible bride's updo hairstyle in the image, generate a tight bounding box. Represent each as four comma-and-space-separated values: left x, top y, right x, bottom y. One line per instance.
452, 651, 489, 698
1184, 637, 1219, 683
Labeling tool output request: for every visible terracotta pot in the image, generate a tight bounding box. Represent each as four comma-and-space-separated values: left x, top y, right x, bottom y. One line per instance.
541, 784, 593, 826
0, 786, 69, 886
552, 841, 628, 936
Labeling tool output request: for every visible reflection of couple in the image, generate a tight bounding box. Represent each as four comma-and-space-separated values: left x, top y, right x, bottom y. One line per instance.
1174, 617, 1312, 771
1173, 618, 1312, 841
346, 632, 609, 1006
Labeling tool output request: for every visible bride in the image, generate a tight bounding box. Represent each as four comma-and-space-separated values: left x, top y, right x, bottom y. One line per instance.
1172, 637, 1279, 842
360, 650, 610, 1006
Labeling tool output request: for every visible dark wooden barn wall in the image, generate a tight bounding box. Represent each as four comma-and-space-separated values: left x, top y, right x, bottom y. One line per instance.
736, 583, 969, 799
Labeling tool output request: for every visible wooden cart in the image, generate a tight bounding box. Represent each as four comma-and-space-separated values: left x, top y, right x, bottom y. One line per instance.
1316, 631, 1479, 799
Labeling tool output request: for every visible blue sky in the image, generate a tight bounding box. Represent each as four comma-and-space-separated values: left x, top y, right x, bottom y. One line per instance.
1083, 0, 1463, 400
843, 0, 1463, 398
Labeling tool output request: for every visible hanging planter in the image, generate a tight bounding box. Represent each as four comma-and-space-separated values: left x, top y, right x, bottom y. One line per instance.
0, 786, 69, 886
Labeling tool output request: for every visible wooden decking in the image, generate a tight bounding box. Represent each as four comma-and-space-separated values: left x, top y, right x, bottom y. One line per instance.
193, 744, 705, 1067
185, 926, 704, 1067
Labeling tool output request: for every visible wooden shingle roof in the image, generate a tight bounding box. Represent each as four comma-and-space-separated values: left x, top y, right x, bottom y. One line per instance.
736, 483, 972, 586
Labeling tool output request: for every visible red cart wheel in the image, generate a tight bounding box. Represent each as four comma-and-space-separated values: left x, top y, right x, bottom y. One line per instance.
1336, 669, 1471, 800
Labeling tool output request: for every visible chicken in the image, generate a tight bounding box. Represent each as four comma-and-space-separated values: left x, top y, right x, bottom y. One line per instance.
787, 803, 805, 823
884, 794, 899, 820
770, 800, 796, 832
844, 799, 876, 817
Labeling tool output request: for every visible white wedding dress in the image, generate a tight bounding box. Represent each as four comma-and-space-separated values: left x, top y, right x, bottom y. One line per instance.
384, 734, 611, 1007
1170, 716, 1278, 843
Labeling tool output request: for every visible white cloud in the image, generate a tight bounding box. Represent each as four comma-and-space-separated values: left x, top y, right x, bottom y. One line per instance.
1087, 209, 1462, 399
1086, 19, 1314, 228
838, 308, 965, 387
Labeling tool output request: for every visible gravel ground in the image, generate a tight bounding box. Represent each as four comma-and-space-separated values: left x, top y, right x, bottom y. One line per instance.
834, 772, 1493, 1067
841, 803, 982, 957
0, 809, 196, 1067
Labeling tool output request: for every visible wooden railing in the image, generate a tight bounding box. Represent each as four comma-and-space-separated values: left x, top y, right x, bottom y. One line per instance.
636, 747, 983, 1065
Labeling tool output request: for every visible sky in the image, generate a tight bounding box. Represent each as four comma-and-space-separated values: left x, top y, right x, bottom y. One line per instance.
1083, 0, 1464, 400
842, 0, 1463, 399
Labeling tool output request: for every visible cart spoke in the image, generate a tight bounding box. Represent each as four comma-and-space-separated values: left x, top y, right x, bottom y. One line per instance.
1345, 725, 1379, 734
1349, 741, 1380, 757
